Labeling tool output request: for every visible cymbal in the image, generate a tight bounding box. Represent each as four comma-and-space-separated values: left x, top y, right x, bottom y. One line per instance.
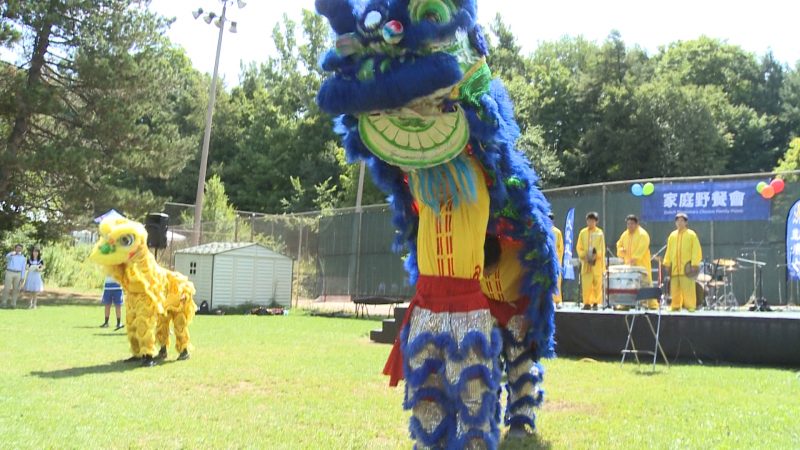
696, 273, 712, 282
714, 258, 737, 267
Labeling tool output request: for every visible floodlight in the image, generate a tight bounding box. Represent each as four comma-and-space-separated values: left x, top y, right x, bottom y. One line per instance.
192, 8, 203, 19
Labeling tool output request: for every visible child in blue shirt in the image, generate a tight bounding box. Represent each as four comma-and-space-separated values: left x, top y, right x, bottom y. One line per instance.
100, 275, 124, 330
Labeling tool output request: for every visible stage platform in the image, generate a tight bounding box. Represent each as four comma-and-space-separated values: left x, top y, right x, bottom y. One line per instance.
371, 306, 800, 366
556, 307, 800, 366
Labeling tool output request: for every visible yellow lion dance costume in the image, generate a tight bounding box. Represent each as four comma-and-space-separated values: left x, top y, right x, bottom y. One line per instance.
89, 217, 196, 366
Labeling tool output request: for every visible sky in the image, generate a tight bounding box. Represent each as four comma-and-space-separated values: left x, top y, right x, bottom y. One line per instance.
150, 0, 800, 87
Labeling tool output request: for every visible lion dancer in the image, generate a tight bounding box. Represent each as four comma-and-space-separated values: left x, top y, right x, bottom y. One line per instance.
481, 235, 544, 438
314, 0, 556, 447
384, 155, 502, 449
89, 218, 196, 366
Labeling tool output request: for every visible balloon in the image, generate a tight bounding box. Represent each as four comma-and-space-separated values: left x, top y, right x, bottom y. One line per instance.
771, 178, 785, 194
756, 181, 767, 193
631, 184, 643, 197
761, 185, 775, 199
642, 182, 655, 196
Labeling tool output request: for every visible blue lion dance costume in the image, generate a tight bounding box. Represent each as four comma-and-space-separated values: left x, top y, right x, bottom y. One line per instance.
315, 1, 558, 447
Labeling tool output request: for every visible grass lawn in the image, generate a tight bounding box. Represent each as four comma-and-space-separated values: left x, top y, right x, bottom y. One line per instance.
1, 298, 798, 449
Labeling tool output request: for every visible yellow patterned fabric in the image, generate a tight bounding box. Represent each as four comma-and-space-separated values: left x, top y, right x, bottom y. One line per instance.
481, 239, 524, 303
411, 156, 489, 279
90, 218, 196, 358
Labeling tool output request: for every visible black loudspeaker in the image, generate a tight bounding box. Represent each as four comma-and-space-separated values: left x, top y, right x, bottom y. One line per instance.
144, 213, 169, 249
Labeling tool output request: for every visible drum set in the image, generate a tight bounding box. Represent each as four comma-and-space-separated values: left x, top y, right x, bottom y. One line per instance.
694, 258, 740, 310
603, 257, 743, 310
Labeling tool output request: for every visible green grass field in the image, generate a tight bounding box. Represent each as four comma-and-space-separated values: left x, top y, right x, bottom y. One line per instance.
1, 300, 798, 449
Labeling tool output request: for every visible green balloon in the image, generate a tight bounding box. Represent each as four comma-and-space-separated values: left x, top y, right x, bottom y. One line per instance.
756, 181, 767, 193
642, 182, 655, 196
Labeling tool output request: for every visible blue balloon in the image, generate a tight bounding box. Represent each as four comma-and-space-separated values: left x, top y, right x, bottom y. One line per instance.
631, 183, 644, 197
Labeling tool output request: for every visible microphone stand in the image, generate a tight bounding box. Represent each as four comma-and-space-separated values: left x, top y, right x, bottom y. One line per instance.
652, 245, 667, 308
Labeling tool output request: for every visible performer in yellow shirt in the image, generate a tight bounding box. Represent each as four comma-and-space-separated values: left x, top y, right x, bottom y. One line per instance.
663, 212, 702, 311
576, 212, 605, 310
549, 213, 564, 308
615, 215, 657, 309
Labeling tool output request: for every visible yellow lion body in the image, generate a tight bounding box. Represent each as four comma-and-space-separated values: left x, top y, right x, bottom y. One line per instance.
89, 217, 196, 358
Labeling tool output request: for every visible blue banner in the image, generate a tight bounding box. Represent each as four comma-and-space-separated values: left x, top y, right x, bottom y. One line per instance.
787, 200, 800, 281
562, 208, 576, 280
642, 181, 770, 222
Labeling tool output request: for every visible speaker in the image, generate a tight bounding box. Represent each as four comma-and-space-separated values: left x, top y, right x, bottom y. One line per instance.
144, 213, 169, 249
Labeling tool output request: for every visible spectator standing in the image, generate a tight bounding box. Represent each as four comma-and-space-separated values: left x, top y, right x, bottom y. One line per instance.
2, 244, 26, 309
23, 247, 45, 309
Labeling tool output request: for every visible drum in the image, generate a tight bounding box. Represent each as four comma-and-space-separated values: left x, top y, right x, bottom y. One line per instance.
695, 282, 706, 309
608, 257, 623, 266
607, 265, 647, 307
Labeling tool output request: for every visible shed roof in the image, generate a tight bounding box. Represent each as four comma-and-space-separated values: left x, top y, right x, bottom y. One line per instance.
175, 242, 257, 256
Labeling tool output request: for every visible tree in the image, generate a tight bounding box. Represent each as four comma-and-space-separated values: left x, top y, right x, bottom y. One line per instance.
0, 0, 203, 238
179, 174, 243, 241
781, 63, 800, 141
166, 11, 356, 214
655, 36, 762, 107
775, 137, 800, 172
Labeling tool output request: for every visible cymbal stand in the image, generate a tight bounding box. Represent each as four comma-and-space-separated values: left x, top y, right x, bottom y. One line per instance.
722, 267, 739, 310
738, 256, 771, 311
711, 263, 738, 310
709, 262, 721, 310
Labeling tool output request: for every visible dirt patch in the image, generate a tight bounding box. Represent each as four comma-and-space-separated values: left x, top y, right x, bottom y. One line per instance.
0, 286, 101, 306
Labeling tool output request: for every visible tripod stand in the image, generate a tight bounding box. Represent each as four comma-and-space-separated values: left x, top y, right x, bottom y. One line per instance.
737, 257, 771, 311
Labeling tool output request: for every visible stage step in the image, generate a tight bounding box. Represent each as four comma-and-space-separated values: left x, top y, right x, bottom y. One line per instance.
371, 307, 408, 344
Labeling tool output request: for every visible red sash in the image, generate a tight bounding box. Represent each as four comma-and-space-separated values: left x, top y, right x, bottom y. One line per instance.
383, 275, 489, 387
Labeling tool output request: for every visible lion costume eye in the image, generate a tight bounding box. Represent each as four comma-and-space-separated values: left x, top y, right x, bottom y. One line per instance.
410, 0, 454, 24
118, 234, 135, 247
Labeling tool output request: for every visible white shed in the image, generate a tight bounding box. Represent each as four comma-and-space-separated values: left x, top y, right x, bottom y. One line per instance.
174, 242, 293, 309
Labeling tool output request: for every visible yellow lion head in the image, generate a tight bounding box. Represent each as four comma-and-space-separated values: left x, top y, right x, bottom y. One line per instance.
89, 217, 149, 266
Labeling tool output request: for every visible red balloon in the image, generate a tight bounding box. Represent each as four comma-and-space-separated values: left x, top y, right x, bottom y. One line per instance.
771, 178, 785, 194
762, 185, 776, 199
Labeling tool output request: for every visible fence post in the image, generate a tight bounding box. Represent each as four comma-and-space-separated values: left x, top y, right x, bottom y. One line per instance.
601, 185, 607, 232
250, 214, 255, 242
295, 224, 303, 309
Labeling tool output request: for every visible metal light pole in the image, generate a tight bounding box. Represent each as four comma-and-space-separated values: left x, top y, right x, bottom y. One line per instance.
191, 1, 243, 245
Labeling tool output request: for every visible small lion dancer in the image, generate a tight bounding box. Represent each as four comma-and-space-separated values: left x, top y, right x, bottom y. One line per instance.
89, 217, 196, 366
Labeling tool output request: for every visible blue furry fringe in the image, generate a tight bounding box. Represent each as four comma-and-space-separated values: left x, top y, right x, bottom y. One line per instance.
318, 53, 464, 115
408, 154, 478, 213
507, 414, 536, 430
469, 81, 558, 360
400, 322, 503, 449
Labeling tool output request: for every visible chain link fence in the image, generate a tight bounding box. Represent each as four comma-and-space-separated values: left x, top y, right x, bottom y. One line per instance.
159, 171, 800, 307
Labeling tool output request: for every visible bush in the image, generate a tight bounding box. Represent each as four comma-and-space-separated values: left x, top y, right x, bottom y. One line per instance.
43, 242, 105, 291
